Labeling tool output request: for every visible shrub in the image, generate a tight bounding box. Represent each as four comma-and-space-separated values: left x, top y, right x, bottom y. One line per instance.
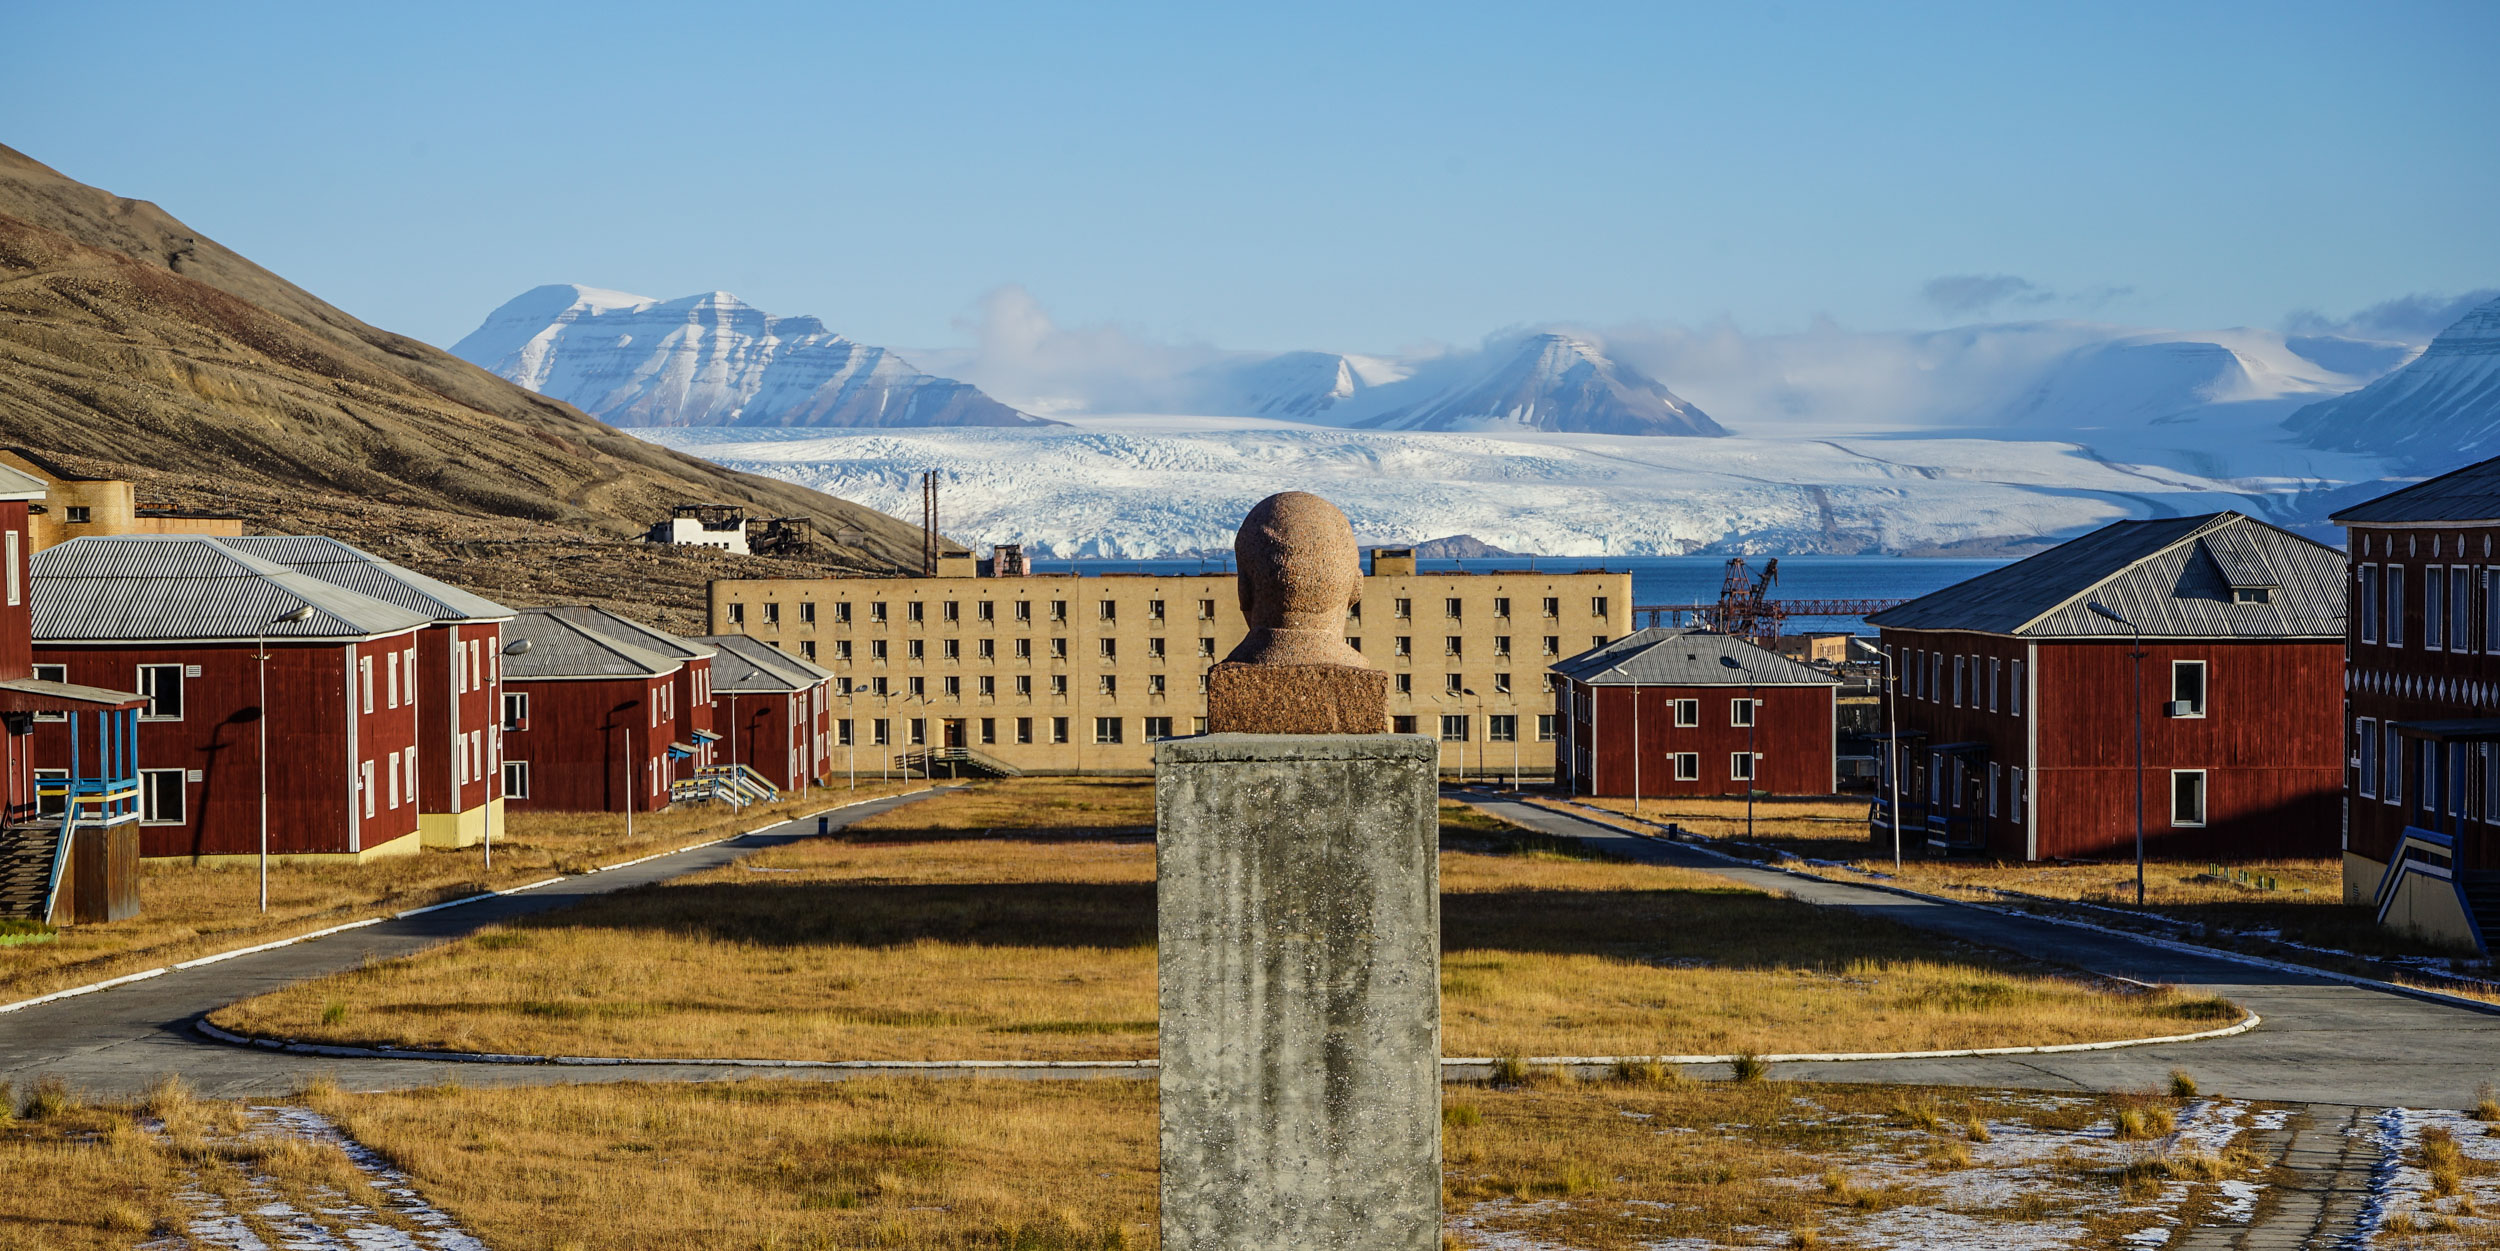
2168, 1069, 2198, 1098
1730, 1053, 1770, 1084
24, 1075, 76, 1120
2473, 1083, 2499, 1123
1443, 1103, 1482, 1129
1963, 1109, 1993, 1143
1488, 1055, 1528, 1086
321, 1000, 350, 1026
1612, 1057, 1685, 1088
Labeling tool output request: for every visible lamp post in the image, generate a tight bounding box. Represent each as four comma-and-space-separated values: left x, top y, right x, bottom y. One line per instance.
1462, 687, 1484, 784
256, 605, 316, 913
1719, 654, 1757, 840
2087, 601, 2147, 906
842, 688, 856, 791
491, 637, 532, 872
1881, 643, 1903, 874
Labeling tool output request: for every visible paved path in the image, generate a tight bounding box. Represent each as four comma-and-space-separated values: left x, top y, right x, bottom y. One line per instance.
0, 789, 972, 1099
1461, 794, 2500, 1109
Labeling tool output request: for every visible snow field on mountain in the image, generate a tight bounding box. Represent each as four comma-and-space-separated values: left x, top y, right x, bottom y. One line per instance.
640, 420, 2272, 558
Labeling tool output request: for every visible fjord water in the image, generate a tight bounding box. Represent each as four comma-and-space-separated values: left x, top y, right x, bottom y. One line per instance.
1043, 555, 2010, 635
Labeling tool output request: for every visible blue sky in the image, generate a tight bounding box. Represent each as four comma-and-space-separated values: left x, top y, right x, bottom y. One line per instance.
6, 1, 2495, 354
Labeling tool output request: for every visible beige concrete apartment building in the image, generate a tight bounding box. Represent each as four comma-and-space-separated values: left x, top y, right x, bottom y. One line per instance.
705, 550, 1632, 775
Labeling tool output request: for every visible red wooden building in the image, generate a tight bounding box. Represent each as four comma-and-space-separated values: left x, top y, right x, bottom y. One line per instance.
499, 607, 683, 813
1552, 628, 1840, 798
1868, 511, 2345, 861
2332, 459, 2500, 953
700, 634, 834, 792
30, 536, 434, 860
0, 465, 146, 921
534, 605, 718, 779
223, 537, 515, 851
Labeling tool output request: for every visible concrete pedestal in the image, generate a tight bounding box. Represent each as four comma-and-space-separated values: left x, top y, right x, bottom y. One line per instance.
1155, 733, 1441, 1250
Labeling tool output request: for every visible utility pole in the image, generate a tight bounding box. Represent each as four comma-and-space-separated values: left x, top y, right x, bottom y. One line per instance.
255, 605, 315, 912
2089, 602, 2147, 906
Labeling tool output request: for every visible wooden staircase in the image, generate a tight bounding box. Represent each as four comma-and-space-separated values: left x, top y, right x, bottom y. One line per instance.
0, 822, 66, 921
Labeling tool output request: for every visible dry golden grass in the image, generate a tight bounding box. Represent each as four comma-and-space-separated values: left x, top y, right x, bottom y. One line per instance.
0, 785, 919, 1003
1548, 793, 2482, 966
216, 780, 2236, 1062
0, 1078, 189, 1248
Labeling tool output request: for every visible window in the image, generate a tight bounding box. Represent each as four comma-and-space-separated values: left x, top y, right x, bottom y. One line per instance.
1987, 763, 2000, 817
1542, 636, 1559, 657
1987, 658, 2001, 712
361, 760, 377, 818
1729, 698, 1756, 728
1197, 599, 1215, 621
2487, 570, 2500, 652
870, 601, 889, 623
2383, 723, 2402, 804
1538, 715, 1557, 742
2011, 766, 2025, 822
1148, 674, 1166, 695
870, 676, 888, 696
764, 603, 781, 626
1394, 673, 1412, 695
405, 747, 418, 801
1051, 716, 1071, 744
1015, 600, 1033, 623
2356, 718, 2378, 798
943, 675, 961, 698
2428, 568, 2447, 649
1592, 636, 1607, 649
1098, 675, 1117, 696
1393, 598, 1412, 619
836, 719, 854, 746
1493, 672, 1510, 695
1673, 752, 1699, 781
907, 601, 926, 624
1099, 638, 1117, 659
800, 641, 817, 661
908, 676, 926, 697
2359, 565, 2380, 644
386, 651, 400, 708
1444, 673, 1463, 693
1016, 717, 1034, 744
1049, 638, 1068, 659
503, 692, 529, 731
1149, 599, 1165, 621
834, 601, 853, 625
909, 718, 927, 746
1444, 636, 1461, 657
1394, 636, 1411, 657
872, 719, 891, 746
1015, 675, 1033, 696
1493, 635, 1510, 658
2171, 661, 2208, 717
1488, 714, 1517, 742
978, 675, 996, 697
1015, 639, 1032, 660
978, 638, 995, 660
1347, 600, 1362, 622
1444, 597, 1463, 620
2387, 565, 2406, 647
1494, 596, 1511, 619
1952, 656, 1965, 707
1050, 600, 1068, 623
977, 601, 995, 623
2454, 567, 2474, 653
1099, 599, 1117, 621
2171, 770, 2207, 827
359, 657, 376, 713
1542, 597, 1560, 619
140, 768, 186, 824
1145, 716, 1173, 739
907, 639, 925, 661
1592, 596, 1609, 619
137, 664, 184, 720
1393, 715, 1418, 734
799, 601, 816, 624
1050, 675, 1068, 696
870, 639, 889, 661
1440, 715, 1469, 742
503, 760, 530, 798
1193, 717, 1209, 734
1, 530, 15, 607
2010, 660, 2024, 717
728, 603, 745, 625
942, 639, 960, 660
29, 663, 66, 722
1674, 698, 1699, 727
1197, 638, 1215, 658
2234, 587, 2271, 605
1147, 636, 1167, 659
64, 505, 90, 524
1730, 752, 1756, 782
943, 600, 960, 623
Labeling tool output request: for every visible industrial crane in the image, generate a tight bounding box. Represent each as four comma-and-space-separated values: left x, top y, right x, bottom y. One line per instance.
1635, 556, 1904, 648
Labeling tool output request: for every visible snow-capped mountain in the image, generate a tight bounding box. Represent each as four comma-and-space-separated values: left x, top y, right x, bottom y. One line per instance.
452, 285, 1054, 429
1339, 332, 1725, 436
1177, 350, 1411, 419
2285, 295, 2500, 472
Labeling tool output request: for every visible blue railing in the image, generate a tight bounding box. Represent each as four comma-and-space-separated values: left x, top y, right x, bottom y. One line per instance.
35, 706, 141, 921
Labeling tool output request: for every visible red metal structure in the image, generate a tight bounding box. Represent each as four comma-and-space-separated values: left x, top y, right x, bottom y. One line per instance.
1552, 628, 1840, 798
1635, 556, 1904, 645
2332, 459, 2500, 953
1869, 512, 2345, 861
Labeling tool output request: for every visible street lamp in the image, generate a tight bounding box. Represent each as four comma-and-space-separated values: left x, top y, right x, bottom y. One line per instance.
2087, 600, 2147, 906
1719, 654, 1758, 840
257, 605, 316, 913
1462, 687, 1484, 785
492, 637, 531, 871
1880, 643, 1903, 873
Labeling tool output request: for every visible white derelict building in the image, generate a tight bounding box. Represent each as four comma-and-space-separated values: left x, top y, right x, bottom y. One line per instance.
649, 504, 750, 555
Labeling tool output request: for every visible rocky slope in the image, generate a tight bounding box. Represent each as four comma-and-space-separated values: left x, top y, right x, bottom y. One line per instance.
0, 145, 943, 631
2285, 295, 2500, 473
455, 285, 1052, 429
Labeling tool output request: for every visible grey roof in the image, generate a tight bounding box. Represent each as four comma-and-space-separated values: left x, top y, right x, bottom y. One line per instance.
503, 607, 684, 680
31, 536, 435, 642
1551, 627, 1839, 687
535, 605, 716, 662
2331, 457, 2500, 525
218, 536, 513, 624
1864, 512, 2345, 639
696, 635, 810, 694
0, 463, 44, 500
705, 633, 834, 685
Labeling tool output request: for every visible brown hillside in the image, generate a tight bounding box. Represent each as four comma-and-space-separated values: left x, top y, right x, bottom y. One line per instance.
0, 143, 950, 633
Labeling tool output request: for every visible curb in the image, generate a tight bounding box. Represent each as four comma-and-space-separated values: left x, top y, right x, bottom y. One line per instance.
1481, 792, 2500, 1021
0, 788, 937, 1018
194, 1008, 2258, 1070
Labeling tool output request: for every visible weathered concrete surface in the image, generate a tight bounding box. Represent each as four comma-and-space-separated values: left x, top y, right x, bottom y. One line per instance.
1157, 734, 1440, 1250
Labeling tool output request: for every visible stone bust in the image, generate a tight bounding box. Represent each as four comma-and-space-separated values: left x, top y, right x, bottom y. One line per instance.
1224, 491, 1368, 668
1206, 491, 1388, 733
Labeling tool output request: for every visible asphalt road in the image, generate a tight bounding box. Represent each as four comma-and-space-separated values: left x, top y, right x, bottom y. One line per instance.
0, 788, 967, 1099
1460, 793, 2500, 1109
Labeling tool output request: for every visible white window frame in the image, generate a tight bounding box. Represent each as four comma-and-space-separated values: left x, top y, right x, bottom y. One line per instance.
2356, 717, 2378, 798
503, 760, 529, 799
2170, 768, 2207, 828
2383, 723, 2403, 805
2453, 566, 2476, 654
137, 664, 184, 721
1729, 752, 1757, 783
2427, 566, 2447, 650
4, 529, 18, 606
1439, 715, 1469, 743
2170, 660, 2208, 718
360, 655, 375, 714
2009, 660, 2024, 718
404, 746, 418, 804
1729, 698, 1756, 728
388, 754, 401, 809
504, 691, 528, 731
1673, 752, 1699, 781
2387, 565, 2406, 648
361, 760, 376, 818
30, 663, 67, 722
2010, 766, 2025, 822
2359, 563, 2381, 644
1674, 698, 1699, 727
138, 768, 186, 825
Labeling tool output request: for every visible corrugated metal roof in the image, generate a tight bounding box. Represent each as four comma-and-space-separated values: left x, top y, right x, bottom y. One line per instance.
1864, 512, 2345, 639
0, 463, 44, 500
503, 607, 684, 680
1550, 627, 1839, 687
536, 605, 716, 662
2331, 456, 2500, 524
30, 536, 435, 642
698, 635, 810, 694
219, 536, 514, 623
700, 634, 830, 688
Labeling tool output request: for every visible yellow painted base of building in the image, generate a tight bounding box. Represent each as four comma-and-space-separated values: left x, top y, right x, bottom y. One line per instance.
149, 829, 426, 867
419, 799, 506, 849
2348, 850, 2483, 953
